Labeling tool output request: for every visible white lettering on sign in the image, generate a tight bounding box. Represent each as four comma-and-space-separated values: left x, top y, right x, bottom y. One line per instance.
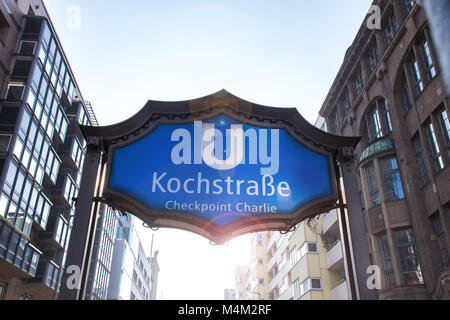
152, 172, 291, 197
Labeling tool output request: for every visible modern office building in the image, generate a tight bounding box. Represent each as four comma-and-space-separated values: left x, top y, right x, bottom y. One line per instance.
0, 0, 98, 299
84, 204, 119, 300
320, 0, 450, 299
107, 214, 159, 300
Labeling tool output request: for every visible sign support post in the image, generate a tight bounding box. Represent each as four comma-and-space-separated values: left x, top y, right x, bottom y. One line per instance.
58, 137, 104, 300
338, 148, 379, 300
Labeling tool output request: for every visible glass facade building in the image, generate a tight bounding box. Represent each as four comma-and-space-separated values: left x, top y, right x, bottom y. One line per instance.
0, 10, 98, 299
84, 204, 119, 300
107, 215, 159, 301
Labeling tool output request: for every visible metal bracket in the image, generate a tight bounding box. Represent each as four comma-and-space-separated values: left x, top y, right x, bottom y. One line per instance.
142, 221, 160, 231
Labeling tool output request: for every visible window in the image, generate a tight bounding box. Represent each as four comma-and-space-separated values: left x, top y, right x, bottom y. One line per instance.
369, 107, 382, 140
328, 109, 339, 134
0, 281, 6, 299
405, 0, 415, 13
381, 100, 392, 133
394, 229, 424, 286
298, 242, 319, 260
368, 41, 380, 73
438, 107, 450, 157
385, 13, 398, 45
290, 248, 298, 267
367, 99, 392, 141
256, 233, 263, 246
379, 157, 405, 201
366, 163, 381, 207
402, 74, 413, 112
292, 278, 321, 299
310, 279, 322, 290
413, 134, 431, 185
307, 243, 318, 253
292, 280, 301, 300
431, 213, 450, 267
279, 251, 287, 271
410, 53, 424, 95
342, 89, 350, 116
421, 36, 436, 82
19, 292, 32, 300
0, 135, 11, 153
379, 233, 396, 288
355, 68, 364, 96
18, 41, 37, 56
279, 275, 288, 294
425, 120, 445, 172
5, 82, 25, 101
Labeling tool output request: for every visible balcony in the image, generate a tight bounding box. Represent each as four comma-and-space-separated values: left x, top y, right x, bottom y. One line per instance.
326, 241, 343, 270
27, 260, 61, 298
57, 136, 79, 170
37, 214, 70, 250
322, 209, 338, 234
0, 219, 41, 278
331, 280, 349, 300
359, 136, 395, 164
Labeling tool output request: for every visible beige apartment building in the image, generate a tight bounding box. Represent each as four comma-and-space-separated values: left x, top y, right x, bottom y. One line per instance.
235, 212, 350, 300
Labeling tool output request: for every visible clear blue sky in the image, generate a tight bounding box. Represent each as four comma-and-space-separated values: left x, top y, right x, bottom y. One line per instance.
44, 0, 373, 300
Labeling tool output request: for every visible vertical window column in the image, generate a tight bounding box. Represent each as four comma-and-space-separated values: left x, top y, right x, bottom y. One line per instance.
421, 30, 438, 82
365, 163, 381, 208
413, 134, 431, 185
425, 119, 445, 172
402, 71, 413, 113
394, 229, 424, 286
431, 213, 450, 267
379, 157, 405, 202
409, 50, 424, 96
378, 233, 397, 289
438, 106, 450, 159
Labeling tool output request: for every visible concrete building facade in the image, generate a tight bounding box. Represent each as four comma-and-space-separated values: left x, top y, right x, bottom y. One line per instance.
320, 0, 450, 299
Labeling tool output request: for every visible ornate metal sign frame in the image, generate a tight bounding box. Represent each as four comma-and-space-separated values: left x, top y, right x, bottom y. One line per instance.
80, 90, 359, 244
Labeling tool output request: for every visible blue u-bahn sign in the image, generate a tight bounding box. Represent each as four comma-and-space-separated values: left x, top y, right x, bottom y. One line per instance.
109, 115, 332, 227
81, 90, 359, 244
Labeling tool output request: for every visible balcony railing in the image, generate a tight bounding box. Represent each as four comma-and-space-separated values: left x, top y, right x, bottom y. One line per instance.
326, 241, 343, 269
331, 280, 349, 300
29, 259, 60, 291
322, 209, 338, 234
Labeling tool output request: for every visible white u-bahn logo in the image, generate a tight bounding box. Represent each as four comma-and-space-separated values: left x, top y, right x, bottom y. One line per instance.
170, 121, 280, 175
